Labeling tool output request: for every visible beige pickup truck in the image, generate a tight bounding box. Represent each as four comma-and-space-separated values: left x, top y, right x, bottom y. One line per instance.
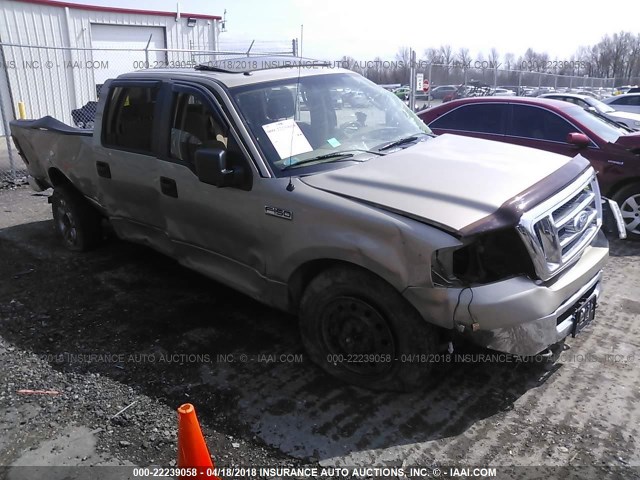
10, 57, 623, 390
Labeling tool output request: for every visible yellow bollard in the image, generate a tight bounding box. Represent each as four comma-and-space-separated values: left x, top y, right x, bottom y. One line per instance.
18, 102, 26, 119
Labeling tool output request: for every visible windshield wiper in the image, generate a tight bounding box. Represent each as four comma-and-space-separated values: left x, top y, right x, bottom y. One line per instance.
281, 152, 355, 171
377, 133, 427, 152
280, 149, 382, 171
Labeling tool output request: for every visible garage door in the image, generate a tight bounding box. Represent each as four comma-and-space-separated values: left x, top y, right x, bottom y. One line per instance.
91, 24, 166, 89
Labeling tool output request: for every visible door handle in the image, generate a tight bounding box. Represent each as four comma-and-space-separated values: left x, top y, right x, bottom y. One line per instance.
160, 176, 178, 198
96, 161, 111, 179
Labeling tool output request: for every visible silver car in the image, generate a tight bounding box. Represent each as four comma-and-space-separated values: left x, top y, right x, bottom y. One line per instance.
602, 93, 640, 114
540, 93, 640, 130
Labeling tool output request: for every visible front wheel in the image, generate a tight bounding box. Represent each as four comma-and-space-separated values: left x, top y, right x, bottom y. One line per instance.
299, 266, 439, 391
613, 183, 640, 240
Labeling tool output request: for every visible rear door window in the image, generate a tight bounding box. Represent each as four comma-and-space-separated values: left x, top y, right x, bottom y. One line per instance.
430, 104, 506, 135
611, 96, 640, 106
103, 85, 158, 154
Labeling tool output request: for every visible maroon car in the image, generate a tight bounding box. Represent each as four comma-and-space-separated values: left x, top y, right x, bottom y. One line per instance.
418, 97, 640, 238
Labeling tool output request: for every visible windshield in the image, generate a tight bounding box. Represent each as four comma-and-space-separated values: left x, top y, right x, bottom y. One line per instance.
566, 105, 626, 143
589, 97, 615, 114
230, 72, 431, 174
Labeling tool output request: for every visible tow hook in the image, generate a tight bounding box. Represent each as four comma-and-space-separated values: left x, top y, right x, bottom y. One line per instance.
538, 349, 553, 358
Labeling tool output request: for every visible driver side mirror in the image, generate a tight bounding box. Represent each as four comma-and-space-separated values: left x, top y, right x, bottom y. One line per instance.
567, 132, 590, 148
194, 148, 245, 188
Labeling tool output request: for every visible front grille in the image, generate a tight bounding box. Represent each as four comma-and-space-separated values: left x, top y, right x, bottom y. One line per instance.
517, 169, 602, 281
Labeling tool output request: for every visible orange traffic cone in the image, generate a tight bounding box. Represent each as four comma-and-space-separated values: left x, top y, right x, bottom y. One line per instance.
177, 403, 219, 479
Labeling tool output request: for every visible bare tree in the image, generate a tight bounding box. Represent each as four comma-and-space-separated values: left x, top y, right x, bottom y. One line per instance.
488, 48, 502, 69
503, 52, 515, 70
456, 48, 470, 67
439, 44, 453, 74
395, 47, 412, 84
439, 45, 453, 65
336, 31, 640, 86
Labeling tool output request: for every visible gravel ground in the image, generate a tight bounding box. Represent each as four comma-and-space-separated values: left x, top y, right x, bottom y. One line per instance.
0, 186, 639, 480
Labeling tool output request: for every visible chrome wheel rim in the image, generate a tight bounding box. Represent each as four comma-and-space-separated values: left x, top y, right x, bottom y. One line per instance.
620, 193, 640, 235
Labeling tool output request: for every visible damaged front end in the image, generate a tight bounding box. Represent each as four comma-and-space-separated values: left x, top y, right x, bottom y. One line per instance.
405, 168, 610, 357
431, 228, 536, 288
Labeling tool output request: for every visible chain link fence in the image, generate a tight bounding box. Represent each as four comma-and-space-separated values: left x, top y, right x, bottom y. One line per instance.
0, 41, 295, 186
0, 42, 636, 186
423, 64, 622, 90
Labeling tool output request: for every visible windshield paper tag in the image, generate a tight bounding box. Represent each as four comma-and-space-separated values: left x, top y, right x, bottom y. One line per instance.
262, 119, 313, 159
327, 137, 341, 148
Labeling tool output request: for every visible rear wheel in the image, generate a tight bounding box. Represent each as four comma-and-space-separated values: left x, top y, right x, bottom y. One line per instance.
299, 266, 439, 391
613, 183, 640, 240
51, 186, 102, 251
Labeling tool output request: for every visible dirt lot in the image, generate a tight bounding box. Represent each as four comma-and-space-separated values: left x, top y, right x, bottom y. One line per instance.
1, 186, 639, 480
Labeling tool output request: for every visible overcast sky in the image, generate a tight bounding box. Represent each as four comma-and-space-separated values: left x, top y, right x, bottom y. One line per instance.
71, 0, 640, 60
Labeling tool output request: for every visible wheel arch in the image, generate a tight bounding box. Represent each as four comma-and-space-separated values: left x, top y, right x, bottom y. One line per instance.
48, 167, 73, 188
287, 258, 401, 313
605, 176, 640, 198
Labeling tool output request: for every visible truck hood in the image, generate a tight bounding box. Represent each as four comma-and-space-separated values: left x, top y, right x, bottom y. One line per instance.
301, 134, 590, 236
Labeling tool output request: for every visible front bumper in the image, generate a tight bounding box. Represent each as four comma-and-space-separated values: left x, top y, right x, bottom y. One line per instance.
403, 230, 609, 356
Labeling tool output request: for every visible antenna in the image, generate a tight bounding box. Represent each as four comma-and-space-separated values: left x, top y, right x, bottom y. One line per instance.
246, 40, 255, 57
286, 24, 304, 193
299, 24, 303, 58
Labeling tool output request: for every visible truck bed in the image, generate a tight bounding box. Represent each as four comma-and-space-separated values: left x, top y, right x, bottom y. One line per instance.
10, 116, 94, 190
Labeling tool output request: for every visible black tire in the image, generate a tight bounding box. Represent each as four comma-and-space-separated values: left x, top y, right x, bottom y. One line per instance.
613, 183, 640, 240
51, 185, 102, 251
299, 266, 439, 392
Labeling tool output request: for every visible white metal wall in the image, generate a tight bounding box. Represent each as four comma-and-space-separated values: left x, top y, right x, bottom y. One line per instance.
0, 0, 220, 133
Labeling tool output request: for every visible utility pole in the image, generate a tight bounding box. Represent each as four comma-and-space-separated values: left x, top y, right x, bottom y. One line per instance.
409, 49, 416, 112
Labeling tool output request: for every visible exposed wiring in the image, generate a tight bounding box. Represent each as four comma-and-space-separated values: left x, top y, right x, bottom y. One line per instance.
453, 285, 477, 327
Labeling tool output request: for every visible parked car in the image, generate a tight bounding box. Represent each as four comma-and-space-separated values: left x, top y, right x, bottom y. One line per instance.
613, 86, 635, 95
418, 97, 640, 238
429, 85, 457, 99
11, 59, 619, 390
405, 92, 431, 111
499, 86, 525, 96
392, 86, 411, 99
530, 87, 556, 96
602, 93, 640, 114
442, 83, 491, 102
573, 90, 601, 99
539, 93, 640, 131
342, 90, 369, 108
492, 88, 516, 96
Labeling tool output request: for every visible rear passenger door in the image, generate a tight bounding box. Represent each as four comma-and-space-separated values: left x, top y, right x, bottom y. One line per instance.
96, 81, 170, 250
428, 103, 507, 140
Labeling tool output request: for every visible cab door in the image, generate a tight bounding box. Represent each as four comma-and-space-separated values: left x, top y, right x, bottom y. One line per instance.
155, 82, 268, 295
95, 80, 170, 251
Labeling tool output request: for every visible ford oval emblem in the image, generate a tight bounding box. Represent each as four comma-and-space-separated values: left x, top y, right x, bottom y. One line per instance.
573, 211, 590, 231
